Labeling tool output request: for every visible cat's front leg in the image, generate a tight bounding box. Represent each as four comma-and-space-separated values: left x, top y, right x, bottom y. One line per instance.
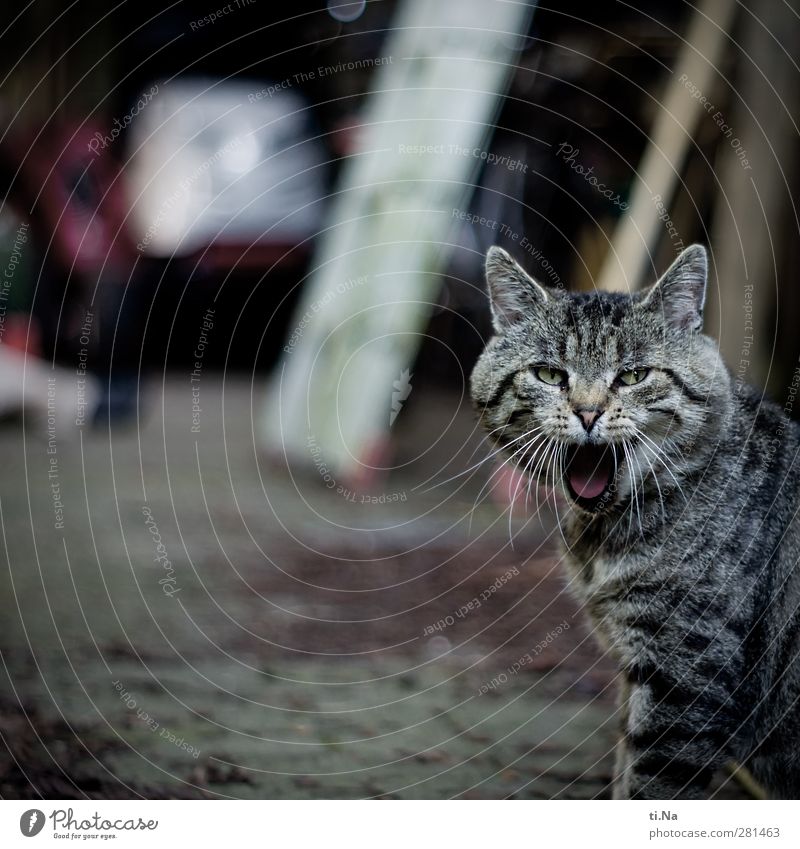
615, 678, 725, 799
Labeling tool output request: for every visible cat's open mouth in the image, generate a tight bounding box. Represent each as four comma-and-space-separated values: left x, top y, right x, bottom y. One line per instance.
563, 443, 617, 510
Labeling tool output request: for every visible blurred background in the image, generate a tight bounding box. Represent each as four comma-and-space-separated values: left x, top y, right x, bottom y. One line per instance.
0, 0, 797, 799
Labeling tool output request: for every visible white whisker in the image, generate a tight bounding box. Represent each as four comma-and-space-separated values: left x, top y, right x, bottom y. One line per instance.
471, 429, 545, 535
423, 425, 544, 497
632, 427, 688, 504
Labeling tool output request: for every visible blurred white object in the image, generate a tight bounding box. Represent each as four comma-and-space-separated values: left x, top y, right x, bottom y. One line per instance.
126, 77, 326, 261
327, 0, 366, 22
0, 346, 99, 435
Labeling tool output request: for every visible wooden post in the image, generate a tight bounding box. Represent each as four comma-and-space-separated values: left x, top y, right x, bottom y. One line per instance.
594, 0, 738, 293
263, 0, 536, 484
706, 0, 800, 392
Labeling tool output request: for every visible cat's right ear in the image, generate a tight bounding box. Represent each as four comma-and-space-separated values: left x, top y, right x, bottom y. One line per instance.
639, 244, 708, 331
485, 246, 549, 332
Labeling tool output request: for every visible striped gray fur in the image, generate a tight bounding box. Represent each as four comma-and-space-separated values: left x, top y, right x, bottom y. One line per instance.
470, 244, 800, 799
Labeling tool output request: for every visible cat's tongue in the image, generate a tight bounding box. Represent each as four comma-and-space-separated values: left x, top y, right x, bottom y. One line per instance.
565, 445, 615, 501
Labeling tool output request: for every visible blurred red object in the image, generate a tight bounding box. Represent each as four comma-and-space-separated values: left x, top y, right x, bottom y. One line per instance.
489, 461, 567, 515
0, 314, 41, 356
7, 122, 136, 276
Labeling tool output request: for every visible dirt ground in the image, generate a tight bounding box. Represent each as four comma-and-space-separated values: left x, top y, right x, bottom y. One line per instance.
0, 375, 750, 799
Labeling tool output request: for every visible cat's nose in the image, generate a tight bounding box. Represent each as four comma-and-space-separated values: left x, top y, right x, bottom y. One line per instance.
574, 407, 603, 433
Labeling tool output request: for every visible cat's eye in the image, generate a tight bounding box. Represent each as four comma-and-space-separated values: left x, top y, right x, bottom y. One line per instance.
534, 366, 567, 386
617, 368, 650, 386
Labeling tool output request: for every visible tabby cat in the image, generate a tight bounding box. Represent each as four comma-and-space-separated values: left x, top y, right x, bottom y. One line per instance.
470, 244, 800, 799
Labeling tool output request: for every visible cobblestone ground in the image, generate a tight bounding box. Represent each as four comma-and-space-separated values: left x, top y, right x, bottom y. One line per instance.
0, 377, 749, 799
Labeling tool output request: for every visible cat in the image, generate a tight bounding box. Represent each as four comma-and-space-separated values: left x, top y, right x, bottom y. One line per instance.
470, 243, 800, 799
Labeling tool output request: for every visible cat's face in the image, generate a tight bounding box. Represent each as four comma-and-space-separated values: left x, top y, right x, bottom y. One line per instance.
470, 245, 729, 514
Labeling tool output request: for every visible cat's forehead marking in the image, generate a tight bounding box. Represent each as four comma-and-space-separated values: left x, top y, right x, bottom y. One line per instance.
561, 292, 632, 365
565, 332, 578, 361
605, 333, 621, 363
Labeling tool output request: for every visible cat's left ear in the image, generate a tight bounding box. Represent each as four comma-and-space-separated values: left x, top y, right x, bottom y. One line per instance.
640, 244, 707, 331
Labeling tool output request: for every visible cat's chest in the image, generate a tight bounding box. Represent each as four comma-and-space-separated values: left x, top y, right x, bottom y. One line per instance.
565, 549, 651, 657
566, 547, 643, 597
